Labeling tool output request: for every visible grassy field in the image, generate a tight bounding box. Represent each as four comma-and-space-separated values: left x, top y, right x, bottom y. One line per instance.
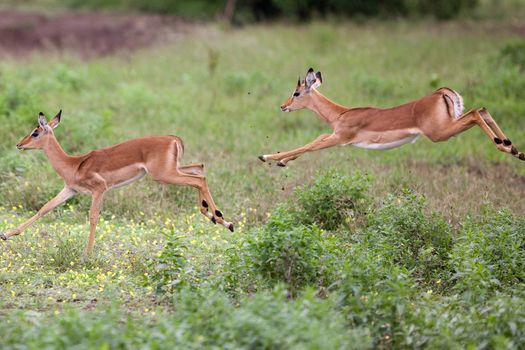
1, 17, 525, 349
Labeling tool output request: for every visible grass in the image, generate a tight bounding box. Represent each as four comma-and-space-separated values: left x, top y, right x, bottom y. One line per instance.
1, 17, 525, 349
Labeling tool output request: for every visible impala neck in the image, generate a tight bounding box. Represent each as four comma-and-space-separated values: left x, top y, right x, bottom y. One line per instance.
42, 134, 75, 180
306, 90, 349, 127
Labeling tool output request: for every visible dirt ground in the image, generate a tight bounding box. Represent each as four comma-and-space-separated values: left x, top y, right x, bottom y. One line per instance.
0, 10, 186, 58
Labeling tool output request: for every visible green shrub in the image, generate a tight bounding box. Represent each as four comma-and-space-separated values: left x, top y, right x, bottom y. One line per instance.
337, 244, 416, 348
402, 293, 525, 348
232, 223, 341, 295
169, 286, 373, 349
450, 209, 525, 301
146, 233, 188, 294
295, 169, 371, 231
363, 190, 453, 285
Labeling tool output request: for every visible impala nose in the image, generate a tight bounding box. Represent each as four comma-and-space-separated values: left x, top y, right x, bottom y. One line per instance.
16, 144, 22, 150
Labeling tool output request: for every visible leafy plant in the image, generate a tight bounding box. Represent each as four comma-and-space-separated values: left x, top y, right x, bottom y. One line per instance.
233, 224, 340, 295
295, 169, 371, 231
363, 190, 453, 285
146, 233, 188, 294
450, 208, 525, 301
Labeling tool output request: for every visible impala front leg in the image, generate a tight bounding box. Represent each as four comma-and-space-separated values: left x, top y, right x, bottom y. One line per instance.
1, 187, 76, 241
86, 191, 104, 254
259, 134, 341, 167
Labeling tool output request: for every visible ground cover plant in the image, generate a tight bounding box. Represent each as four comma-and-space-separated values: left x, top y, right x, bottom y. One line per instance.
1, 6, 525, 349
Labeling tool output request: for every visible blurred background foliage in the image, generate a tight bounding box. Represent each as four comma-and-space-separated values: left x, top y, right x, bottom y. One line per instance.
6, 0, 525, 22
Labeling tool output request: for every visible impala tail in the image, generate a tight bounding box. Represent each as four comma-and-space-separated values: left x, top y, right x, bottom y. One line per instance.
439, 87, 464, 119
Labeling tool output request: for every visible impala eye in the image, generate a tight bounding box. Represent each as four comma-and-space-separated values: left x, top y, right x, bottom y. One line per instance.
31, 132, 39, 138
293, 92, 300, 97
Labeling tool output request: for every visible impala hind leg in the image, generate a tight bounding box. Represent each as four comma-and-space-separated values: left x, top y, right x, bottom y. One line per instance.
478, 108, 525, 160
427, 108, 524, 160
479, 109, 509, 144
179, 163, 204, 175
155, 171, 234, 232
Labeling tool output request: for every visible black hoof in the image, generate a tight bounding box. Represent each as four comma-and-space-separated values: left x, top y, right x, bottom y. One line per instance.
519, 153, 525, 161
504, 139, 512, 146
215, 210, 223, 217
258, 155, 266, 162
202, 200, 208, 208
211, 217, 217, 224
0, 233, 6, 240
277, 161, 286, 167
511, 146, 518, 155
228, 223, 234, 232
494, 138, 503, 144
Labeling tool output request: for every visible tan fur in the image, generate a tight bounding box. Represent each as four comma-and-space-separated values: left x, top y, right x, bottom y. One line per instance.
260, 68, 524, 166
2, 111, 233, 254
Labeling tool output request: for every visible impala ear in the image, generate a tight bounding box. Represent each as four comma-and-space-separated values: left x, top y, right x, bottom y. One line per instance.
38, 112, 50, 133
305, 67, 321, 91
48, 109, 62, 129
315, 71, 322, 84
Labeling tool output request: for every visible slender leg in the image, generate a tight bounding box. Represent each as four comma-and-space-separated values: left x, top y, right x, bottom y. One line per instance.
259, 133, 341, 166
278, 154, 299, 165
260, 134, 331, 162
179, 163, 204, 175
153, 171, 234, 232
426, 108, 524, 160
86, 191, 104, 254
478, 108, 509, 144
1, 187, 76, 240
479, 108, 524, 159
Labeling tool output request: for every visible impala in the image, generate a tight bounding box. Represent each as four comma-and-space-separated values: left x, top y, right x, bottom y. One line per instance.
0, 111, 233, 254
259, 68, 524, 166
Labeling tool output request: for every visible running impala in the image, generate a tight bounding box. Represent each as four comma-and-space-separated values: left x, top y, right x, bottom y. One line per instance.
259, 68, 524, 167
0, 111, 233, 254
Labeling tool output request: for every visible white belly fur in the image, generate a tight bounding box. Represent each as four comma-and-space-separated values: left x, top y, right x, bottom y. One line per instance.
351, 134, 420, 150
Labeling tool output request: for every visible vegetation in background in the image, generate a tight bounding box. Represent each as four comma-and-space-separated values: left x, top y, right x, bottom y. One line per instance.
43, 0, 481, 21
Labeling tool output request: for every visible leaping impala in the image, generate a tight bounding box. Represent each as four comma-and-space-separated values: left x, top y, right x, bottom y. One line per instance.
0, 111, 233, 254
259, 68, 524, 167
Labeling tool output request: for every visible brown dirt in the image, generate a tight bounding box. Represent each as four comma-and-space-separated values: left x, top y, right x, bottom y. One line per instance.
0, 10, 187, 58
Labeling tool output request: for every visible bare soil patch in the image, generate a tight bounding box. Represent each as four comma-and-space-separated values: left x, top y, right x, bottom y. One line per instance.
0, 10, 187, 58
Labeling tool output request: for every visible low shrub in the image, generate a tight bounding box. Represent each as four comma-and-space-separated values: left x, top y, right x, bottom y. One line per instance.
146, 233, 188, 294
363, 190, 453, 285
169, 286, 373, 349
337, 244, 417, 348
230, 223, 342, 295
401, 292, 525, 348
294, 169, 371, 231
450, 208, 525, 301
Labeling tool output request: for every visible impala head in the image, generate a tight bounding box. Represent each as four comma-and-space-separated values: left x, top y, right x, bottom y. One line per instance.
16, 110, 62, 150
280, 68, 322, 112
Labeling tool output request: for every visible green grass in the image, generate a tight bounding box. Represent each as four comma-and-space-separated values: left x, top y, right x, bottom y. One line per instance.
1, 18, 525, 349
